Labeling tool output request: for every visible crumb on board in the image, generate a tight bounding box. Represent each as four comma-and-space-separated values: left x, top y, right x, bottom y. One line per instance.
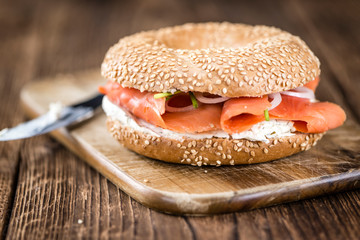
77, 219, 83, 224
143, 179, 149, 183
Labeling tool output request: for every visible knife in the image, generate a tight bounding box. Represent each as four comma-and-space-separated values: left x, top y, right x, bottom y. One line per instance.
0, 94, 104, 141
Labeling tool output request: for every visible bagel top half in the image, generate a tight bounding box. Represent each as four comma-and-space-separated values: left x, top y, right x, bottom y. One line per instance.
101, 22, 320, 97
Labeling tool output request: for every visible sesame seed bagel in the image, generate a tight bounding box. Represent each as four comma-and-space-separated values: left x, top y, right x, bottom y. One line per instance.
107, 118, 324, 166
101, 22, 320, 97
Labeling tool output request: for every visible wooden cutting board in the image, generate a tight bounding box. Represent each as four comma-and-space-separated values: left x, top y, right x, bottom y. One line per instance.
20, 69, 360, 215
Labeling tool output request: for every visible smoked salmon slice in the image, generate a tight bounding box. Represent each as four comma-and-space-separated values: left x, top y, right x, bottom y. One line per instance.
304, 77, 320, 91
221, 96, 271, 133
163, 104, 222, 133
220, 94, 346, 134
100, 79, 345, 135
99, 81, 167, 128
99, 81, 222, 133
269, 95, 346, 133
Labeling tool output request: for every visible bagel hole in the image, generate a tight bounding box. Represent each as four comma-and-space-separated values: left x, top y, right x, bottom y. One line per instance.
157, 26, 259, 50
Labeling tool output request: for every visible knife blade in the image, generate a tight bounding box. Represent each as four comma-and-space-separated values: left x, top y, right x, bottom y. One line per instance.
0, 94, 103, 141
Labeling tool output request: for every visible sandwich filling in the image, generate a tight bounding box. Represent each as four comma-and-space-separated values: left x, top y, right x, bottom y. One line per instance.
99, 77, 346, 141
102, 96, 296, 142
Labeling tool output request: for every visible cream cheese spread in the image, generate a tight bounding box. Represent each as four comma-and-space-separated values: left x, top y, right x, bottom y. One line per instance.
37, 101, 64, 128
0, 128, 8, 136
48, 101, 64, 122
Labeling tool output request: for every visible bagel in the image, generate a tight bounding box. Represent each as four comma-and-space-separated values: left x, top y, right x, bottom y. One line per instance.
99, 22, 346, 166
101, 22, 320, 97
105, 111, 324, 166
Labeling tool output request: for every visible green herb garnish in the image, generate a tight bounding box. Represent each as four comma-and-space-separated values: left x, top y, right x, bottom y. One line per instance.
264, 109, 270, 121
154, 91, 181, 99
189, 92, 198, 109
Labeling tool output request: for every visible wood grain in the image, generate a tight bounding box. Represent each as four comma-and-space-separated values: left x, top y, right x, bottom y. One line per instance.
0, 0, 41, 236
18, 70, 360, 215
0, 0, 359, 239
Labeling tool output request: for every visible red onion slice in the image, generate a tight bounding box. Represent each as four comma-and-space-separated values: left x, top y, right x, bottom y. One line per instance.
165, 100, 195, 112
194, 92, 230, 104
281, 87, 315, 99
268, 92, 282, 110
294, 87, 316, 98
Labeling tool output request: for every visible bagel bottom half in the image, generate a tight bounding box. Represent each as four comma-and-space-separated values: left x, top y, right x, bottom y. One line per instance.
106, 117, 324, 166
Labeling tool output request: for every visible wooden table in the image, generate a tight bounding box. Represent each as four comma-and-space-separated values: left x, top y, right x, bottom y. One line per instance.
1, 0, 359, 239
